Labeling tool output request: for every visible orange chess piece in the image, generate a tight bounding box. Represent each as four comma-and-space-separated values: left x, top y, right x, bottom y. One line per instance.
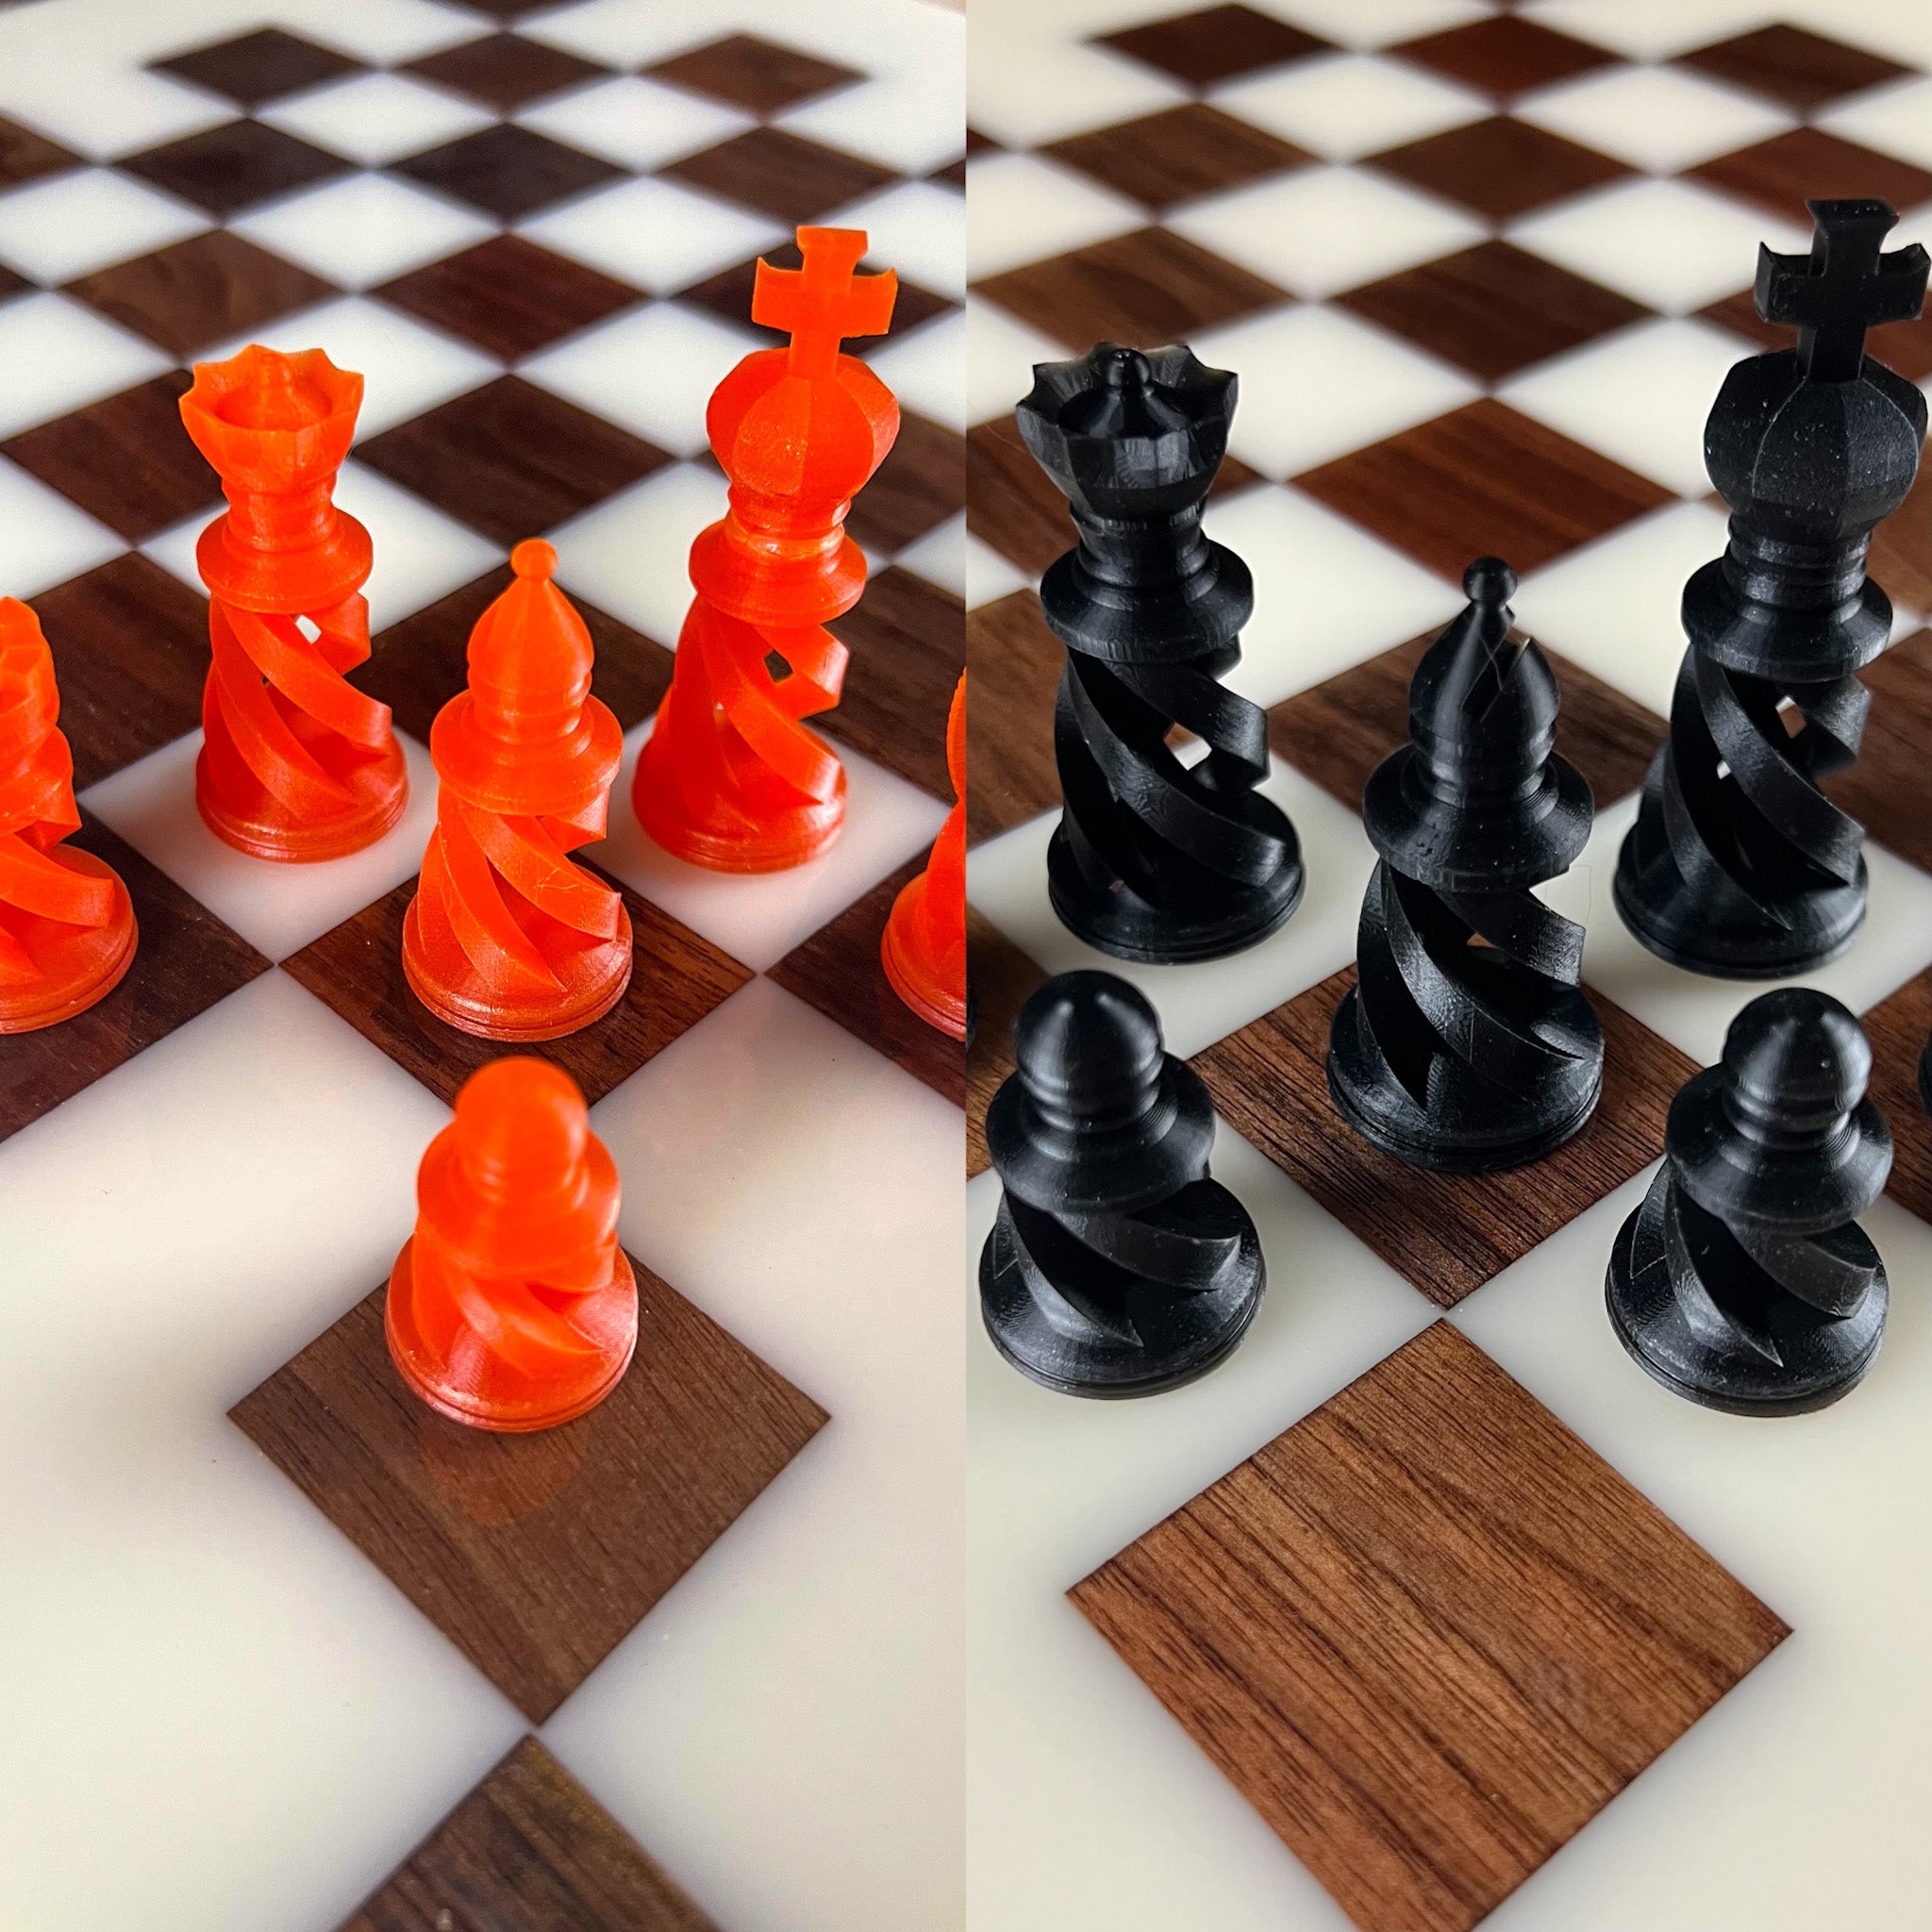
180, 344, 407, 861
633, 225, 899, 872
387, 1057, 638, 1433
0, 600, 137, 1032
881, 673, 966, 1039
404, 541, 631, 1041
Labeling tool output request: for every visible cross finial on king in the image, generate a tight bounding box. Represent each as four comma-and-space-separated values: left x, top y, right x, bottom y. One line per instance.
1756, 197, 1929, 383
753, 226, 897, 381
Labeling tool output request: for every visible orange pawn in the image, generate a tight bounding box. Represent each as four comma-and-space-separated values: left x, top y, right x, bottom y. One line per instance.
882, 673, 966, 1040
180, 344, 407, 861
405, 541, 630, 1041
633, 225, 900, 872
387, 1058, 637, 1432
0, 600, 137, 1032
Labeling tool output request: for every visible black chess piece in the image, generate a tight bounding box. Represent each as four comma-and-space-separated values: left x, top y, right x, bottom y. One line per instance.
1617, 198, 1929, 978
979, 970, 1264, 1397
1607, 989, 1890, 1415
1015, 343, 1302, 963
1327, 558, 1603, 1171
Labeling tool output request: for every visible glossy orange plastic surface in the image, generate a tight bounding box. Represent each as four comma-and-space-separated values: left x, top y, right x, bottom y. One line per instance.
404, 541, 630, 1041
633, 225, 900, 873
180, 344, 408, 862
0, 599, 137, 1033
881, 672, 966, 1040
387, 1057, 638, 1433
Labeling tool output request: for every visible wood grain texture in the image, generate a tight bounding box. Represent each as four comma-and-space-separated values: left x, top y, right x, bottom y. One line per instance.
1674, 23, 1909, 109
1193, 967, 1694, 1305
149, 25, 362, 105
966, 908, 1044, 1177
663, 127, 895, 226
1391, 15, 1611, 97
341, 1738, 720, 1932
1097, 5, 1331, 87
769, 856, 967, 1108
1869, 464, 1929, 613
0, 812, 269, 1144
643, 32, 861, 115
391, 125, 623, 223
1826, 628, 1932, 874
119, 118, 349, 216
1369, 116, 1628, 220
0, 114, 80, 188
1856, 965, 1932, 1226
1690, 126, 1932, 225
1267, 633, 1664, 817
1072, 1321, 1789, 1932
401, 30, 608, 111
824, 566, 966, 802
966, 591, 1061, 843
234, 1264, 827, 1723
282, 867, 749, 1102
842, 411, 965, 556
1044, 104, 1310, 210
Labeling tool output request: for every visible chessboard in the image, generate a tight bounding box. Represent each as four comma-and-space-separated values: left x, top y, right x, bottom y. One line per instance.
964, 1, 1932, 1928
0, 2, 963, 1929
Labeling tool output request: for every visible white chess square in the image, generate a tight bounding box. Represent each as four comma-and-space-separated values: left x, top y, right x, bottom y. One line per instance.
1515, 63, 1793, 174
6, 66, 230, 161
865, 307, 966, 433
0, 168, 206, 283
966, 529, 1032, 609
1500, 315, 1757, 497
835, 178, 966, 301
514, 74, 752, 172
286, 0, 487, 65
963, 298, 1062, 425
230, 173, 494, 291
1266, 0, 1492, 49
893, 511, 968, 598
1512, 0, 1781, 61
780, 69, 964, 175
1170, 164, 1485, 300
334, 459, 504, 631
0, 457, 123, 598
516, 0, 746, 70
1193, 303, 1477, 477
522, 301, 751, 458
519, 175, 785, 297
548, 461, 727, 646
965, 36, 1188, 147
967, 152, 1142, 279
258, 71, 493, 167
1509, 176, 1810, 316
1819, 74, 1932, 170
1212, 51, 1487, 162
0, 292, 169, 438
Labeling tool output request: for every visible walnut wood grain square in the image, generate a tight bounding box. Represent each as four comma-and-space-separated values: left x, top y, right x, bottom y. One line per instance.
32, 554, 210, 786
1338, 241, 1651, 385
391, 126, 624, 223
824, 566, 964, 801
1689, 127, 1932, 225
1695, 291, 1932, 387
1391, 16, 1612, 99
966, 908, 1045, 1177
1674, 24, 1909, 110
0, 812, 268, 1144
341, 1737, 720, 1932
0, 115, 81, 189
967, 591, 1061, 843
281, 869, 749, 1108
843, 411, 964, 555
150, 27, 363, 107
1072, 1321, 1789, 1932
975, 226, 1287, 353
233, 1261, 826, 1723
1194, 966, 1693, 1306
64, 231, 338, 361
644, 34, 861, 116
119, 119, 350, 217
679, 239, 955, 341
1857, 967, 1932, 1228
1295, 399, 1674, 580
402, 32, 608, 111
1870, 466, 1930, 614
1268, 632, 1663, 816
358, 565, 674, 743
1367, 116, 1628, 222
1824, 628, 1932, 874
769, 857, 964, 1107
1097, 5, 1332, 88
1044, 104, 1310, 210
373, 236, 643, 364
662, 127, 898, 227
3, 372, 220, 543
355, 376, 673, 547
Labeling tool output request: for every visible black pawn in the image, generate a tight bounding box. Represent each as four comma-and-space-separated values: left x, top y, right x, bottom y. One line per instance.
980, 971, 1264, 1397
1607, 989, 1890, 1415
1327, 558, 1603, 1171
1617, 197, 1929, 977
1015, 342, 1302, 963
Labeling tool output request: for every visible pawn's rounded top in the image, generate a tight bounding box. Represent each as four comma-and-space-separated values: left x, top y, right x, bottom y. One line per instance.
511, 538, 558, 581
1015, 970, 1163, 1133
1722, 987, 1871, 1133
452, 1058, 589, 1203
1462, 556, 1517, 608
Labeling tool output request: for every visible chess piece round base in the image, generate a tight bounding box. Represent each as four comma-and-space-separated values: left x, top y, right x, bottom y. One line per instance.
634, 747, 846, 874
1326, 984, 1602, 1174
978, 1205, 1263, 1399
1614, 830, 1866, 980
880, 872, 967, 1041
1605, 1207, 1886, 1417
0, 852, 138, 1034
1046, 823, 1304, 964
386, 1239, 639, 1432
196, 739, 408, 863
401, 894, 633, 1042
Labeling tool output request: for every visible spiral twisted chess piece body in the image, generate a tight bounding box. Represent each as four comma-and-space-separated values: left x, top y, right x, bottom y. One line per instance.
1328, 559, 1602, 1171
0, 599, 136, 1032
980, 970, 1264, 1397
388, 1058, 638, 1432
881, 671, 966, 1039
180, 345, 408, 862
634, 225, 899, 873
1616, 198, 1929, 978
1017, 342, 1301, 963
1607, 989, 1890, 1415
405, 541, 630, 1042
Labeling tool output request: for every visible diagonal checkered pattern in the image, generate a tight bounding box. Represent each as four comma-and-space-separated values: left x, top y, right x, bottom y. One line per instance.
967, 4, 1932, 1929
0, 4, 961, 1931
